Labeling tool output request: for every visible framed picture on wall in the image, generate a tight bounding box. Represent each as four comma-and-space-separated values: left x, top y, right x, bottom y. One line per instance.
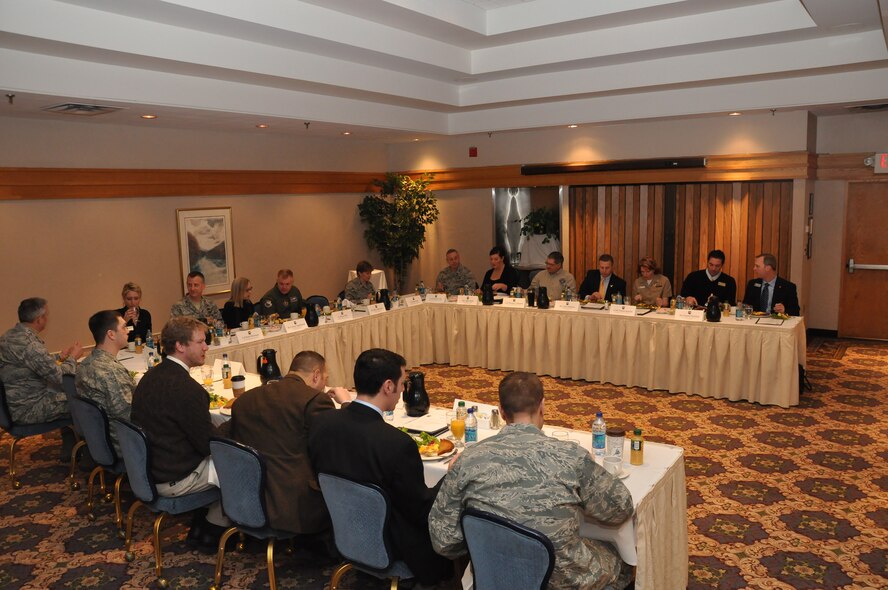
176, 207, 235, 295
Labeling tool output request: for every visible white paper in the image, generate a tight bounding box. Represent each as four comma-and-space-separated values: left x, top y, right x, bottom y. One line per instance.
501, 297, 527, 308
609, 304, 638, 317
331, 309, 355, 323
756, 317, 785, 326
424, 293, 447, 303
674, 309, 705, 321
232, 328, 264, 343
282, 318, 308, 333
553, 300, 581, 311
456, 295, 479, 305
401, 295, 424, 307
365, 303, 387, 315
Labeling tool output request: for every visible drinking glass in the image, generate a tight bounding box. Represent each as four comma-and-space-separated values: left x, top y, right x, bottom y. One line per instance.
201, 366, 214, 393
448, 411, 465, 448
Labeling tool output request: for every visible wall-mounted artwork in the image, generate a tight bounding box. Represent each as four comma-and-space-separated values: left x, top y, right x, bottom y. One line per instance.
176, 207, 234, 295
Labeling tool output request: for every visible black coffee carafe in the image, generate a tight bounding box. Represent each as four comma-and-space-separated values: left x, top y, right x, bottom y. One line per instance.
481, 284, 495, 305
705, 295, 721, 322
537, 286, 550, 309
378, 289, 392, 310
305, 304, 319, 327
257, 349, 282, 383
402, 371, 430, 417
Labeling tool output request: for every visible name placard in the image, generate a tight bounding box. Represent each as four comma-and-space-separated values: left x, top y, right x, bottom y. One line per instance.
456, 295, 479, 305
366, 303, 387, 315
553, 300, 581, 312
282, 318, 308, 333
232, 328, 264, 344
609, 304, 638, 317
674, 309, 705, 321
501, 297, 527, 308
401, 295, 424, 307
424, 293, 447, 303
332, 309, 355, 323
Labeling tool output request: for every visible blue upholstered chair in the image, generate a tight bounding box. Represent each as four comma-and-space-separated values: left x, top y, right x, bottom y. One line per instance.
112, 418, 220, 589
318, 472, 414, 590
304, 294, 330, 310
62, 374, 87, 491
69, 395, 126, 533
208, 437, 299, 590
0, 377, 73, 489
461, 507, 556, 590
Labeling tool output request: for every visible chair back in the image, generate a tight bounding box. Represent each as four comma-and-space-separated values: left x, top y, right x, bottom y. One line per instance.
461, 507, 556, 590
318, 473, 393, 570
62, 374, 84, 437
112, 418, 158, 503
209, 437, 267, 529
70, 395, 117, 467
304, 294, 330, 310
0, 379, 12, 431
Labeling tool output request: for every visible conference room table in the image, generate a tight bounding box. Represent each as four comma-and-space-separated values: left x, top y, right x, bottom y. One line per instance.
204, 300, 807, 407
390, 401, 687, 590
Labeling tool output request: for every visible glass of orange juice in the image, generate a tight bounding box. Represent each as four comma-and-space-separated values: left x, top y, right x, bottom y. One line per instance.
448, 411, 465, 448
201, 366, 214, 393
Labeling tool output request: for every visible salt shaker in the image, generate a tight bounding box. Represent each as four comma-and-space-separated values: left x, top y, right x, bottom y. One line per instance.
490, 409, 502, 429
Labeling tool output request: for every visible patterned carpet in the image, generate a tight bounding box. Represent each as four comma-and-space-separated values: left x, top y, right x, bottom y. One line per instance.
1, 338, 886, 589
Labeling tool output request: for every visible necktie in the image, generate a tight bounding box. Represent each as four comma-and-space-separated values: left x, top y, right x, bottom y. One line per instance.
598, 278, 605, 299
760, 282, 770, 313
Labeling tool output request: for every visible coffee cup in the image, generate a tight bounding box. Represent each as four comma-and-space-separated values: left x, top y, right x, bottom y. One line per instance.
239, 321, 249, 330
231, 375, 246, 397
127, 340, 135, 352
290, 312, 299, 320
603, 455, 623, 477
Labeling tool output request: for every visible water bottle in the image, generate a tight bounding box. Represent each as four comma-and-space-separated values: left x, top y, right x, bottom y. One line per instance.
464, 408, 478, 445
419, 281, 426, 296
147, 351, 155, 369
145, 332, 154, 350
615, 292, 623, 305
592, 411, 606, 457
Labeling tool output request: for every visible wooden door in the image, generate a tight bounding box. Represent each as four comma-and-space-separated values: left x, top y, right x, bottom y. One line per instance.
839, 183, 888, 339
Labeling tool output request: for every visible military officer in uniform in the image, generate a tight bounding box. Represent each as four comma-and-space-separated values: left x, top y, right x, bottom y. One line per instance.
169, 271, 223, 324
435, 249, 477, 295
259, 269, 304, 318
344, 260, 377, 303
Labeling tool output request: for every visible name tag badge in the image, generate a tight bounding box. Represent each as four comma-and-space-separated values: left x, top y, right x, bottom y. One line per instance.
365, 303, 387, 315
401, 295, 424, 307
675, 309, 705, 321
717, 282, 726, 287
609, 304, 637, 316
424, 293, 447, 303
332, 309, 355, 322
282, 318, 308, 333
233, 328, 264, 343
501, 297, 527, 308
553, 300, 581, 311
456, 295, 479, 305
753, 283, 762, 288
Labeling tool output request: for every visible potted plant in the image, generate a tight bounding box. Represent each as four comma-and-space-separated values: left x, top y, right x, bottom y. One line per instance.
358, 172, 439, 292
518, 206, 560, 244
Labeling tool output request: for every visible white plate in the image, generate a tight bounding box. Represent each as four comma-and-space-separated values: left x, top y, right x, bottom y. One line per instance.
614, 464, 631, 479
218, 407, 232, 416
421, 447, 457, 461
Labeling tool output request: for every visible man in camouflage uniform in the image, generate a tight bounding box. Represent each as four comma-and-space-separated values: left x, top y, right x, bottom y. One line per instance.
76, 310, 135, 455
170, 271, 223, 324
259, 268, 304, 318
0, 297, 82, 425
344, 260, 377, 303
429, 372, 634, 590
435, 249, 477, 295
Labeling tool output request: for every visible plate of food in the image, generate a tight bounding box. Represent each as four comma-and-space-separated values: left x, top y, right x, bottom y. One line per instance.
208, 393, 229, 410
404, 429, 457, 460
751, 311, 769, 317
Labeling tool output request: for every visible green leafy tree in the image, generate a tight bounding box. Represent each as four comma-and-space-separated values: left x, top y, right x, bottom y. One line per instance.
358, 172, 439, 292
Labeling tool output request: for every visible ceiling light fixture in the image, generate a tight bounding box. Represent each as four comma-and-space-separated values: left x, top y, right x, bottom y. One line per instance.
413, 138, 420, 142
140, 114, 157, 119
255, 124, 269, 128
728, 112, 741, 116
342, 131, 351, 136
568, 124, 578, 128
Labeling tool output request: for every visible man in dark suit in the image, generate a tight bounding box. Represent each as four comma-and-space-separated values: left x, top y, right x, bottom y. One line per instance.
578, 254, 627, 302
309, 348, 452, 586
131, 317, 228, 550
742, 253, 800, 315
226, 351, 351, 537
680, 249, 738, 307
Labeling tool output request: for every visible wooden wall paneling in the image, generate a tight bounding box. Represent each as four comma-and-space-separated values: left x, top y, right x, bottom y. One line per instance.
653, 185, 665, 270
638, 185, 649, 259
597, 187, 606, 265
630, 186, 640, 274
778, 181, 793, 278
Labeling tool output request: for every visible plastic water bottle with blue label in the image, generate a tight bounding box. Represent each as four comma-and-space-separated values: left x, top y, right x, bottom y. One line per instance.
464, 408, 478, 445
592, 411, 607, 457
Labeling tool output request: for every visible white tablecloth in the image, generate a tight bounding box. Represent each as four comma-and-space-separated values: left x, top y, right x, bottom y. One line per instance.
204, 303, 806, 407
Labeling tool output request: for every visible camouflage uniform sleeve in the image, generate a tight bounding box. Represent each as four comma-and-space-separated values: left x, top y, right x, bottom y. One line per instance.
577, 453, 634, 526
343, 279, 362, 302
203, 299, 223, 323
20, 332, 68, 386
169, 300, 187, 317
102, 357, 135, 421
428, 461, 469, 557
435, 269, 447, 290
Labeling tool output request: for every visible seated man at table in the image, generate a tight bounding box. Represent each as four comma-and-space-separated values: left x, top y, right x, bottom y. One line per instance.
259, 268, 304, 318
343, 260, 377, 303
170, 271, 223, 325
429, 372, 634, 590
75, 310, 135, 455
309, 348, 453, 586
0, 297, 82, 458
742, 253, 800, 316
578, 254, 627, 302
226, 351, 351, 540
680, 249, 737, 307
131, 317, 229, 551
435, 248, 477, 295
529, 251, 577, 300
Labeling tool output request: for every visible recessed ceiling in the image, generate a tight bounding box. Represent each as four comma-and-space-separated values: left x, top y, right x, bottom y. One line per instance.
0, 0, 886, 142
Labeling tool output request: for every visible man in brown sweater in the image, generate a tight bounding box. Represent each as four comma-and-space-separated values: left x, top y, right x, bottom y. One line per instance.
131, 316, 228, 550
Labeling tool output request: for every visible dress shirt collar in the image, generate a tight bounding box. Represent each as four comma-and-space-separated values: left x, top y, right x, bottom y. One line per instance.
706, 270, 721, 281
351, 398, 384, 417
166, 355, 190, 372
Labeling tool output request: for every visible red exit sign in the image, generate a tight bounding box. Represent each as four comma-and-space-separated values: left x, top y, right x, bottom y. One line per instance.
876, 153, 888, 174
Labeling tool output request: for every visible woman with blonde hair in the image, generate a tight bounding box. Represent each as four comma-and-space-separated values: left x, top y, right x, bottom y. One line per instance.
118, 282, 152, 342
632, 257, 672, 307
221, 277, 255, 329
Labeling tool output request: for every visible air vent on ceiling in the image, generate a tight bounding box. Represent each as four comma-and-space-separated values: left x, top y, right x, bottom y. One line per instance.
42, 103, 123, 116
847, 103, 888, 112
